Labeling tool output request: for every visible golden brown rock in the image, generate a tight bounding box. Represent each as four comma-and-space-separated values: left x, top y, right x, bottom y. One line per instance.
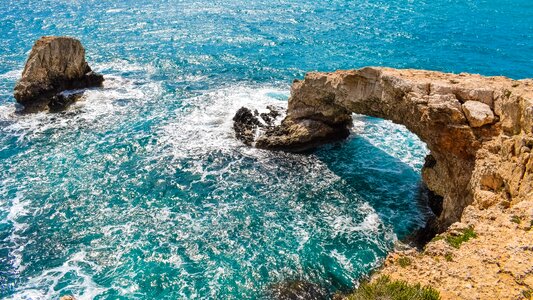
243, 67, 533, 300
250, 67, 532, 233
14, 36, 104, 112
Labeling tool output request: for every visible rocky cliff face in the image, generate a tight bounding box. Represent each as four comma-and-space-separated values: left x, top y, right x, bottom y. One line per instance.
236, 67, 533, 235
14, 36, 104, 112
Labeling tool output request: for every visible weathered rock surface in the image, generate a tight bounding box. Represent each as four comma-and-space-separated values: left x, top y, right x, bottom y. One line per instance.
240, 67, 532, 232
14, 36, 104, 112
233, 105, 284, 146
375, 200, 533, 300
462, 100, 495, 127
236, 66, 533, 299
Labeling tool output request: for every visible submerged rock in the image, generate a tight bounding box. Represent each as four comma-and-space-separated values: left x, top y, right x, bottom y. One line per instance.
267, 280, 328, 300
14, 36, 104, 112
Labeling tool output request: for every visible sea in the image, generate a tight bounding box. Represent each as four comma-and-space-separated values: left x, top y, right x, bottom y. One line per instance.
0, 0, 531, 299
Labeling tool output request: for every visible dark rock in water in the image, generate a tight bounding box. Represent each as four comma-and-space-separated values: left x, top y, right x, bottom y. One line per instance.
233, 105, 285, 146
403, 184, 445, 248
424, 154, 437, 168
13, 36, 104, 113
255, 118, 351, 153
267, 280, 328, 300
260, 105, 282, 126
233, 107, 263, 145
49, 91, 85, 112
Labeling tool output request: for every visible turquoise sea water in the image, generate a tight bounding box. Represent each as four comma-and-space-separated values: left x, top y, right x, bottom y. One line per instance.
0, 1, 531, 299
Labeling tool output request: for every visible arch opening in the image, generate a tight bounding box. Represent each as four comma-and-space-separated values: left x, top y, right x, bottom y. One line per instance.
234, 67, 533, 236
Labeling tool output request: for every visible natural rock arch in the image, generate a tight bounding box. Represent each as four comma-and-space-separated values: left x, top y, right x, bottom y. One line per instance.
237, 67, 533, 233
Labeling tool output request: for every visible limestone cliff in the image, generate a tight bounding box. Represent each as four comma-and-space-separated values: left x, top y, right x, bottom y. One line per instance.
14, 36, 104, 112
234, 67, 533, 299
237, 67, 532, 233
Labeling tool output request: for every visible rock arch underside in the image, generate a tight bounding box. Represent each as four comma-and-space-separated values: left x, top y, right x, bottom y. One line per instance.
240, 67, 533, 235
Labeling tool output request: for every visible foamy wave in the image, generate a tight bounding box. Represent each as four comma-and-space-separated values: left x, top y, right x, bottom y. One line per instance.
0, 69, 22, 79
6, 251, 106, 300
352, 114, 428, 170
5, 191, 30, 273
158, 84, 289, 161
0, 72, 161, 143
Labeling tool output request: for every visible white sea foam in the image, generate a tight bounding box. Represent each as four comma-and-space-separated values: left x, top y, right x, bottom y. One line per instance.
0, 69, 22, 79
159, 84, 289, 162
0, 65, 161, 143
6, 251, 106, 300
352, 114, 428, 170
5, 191, 30, 273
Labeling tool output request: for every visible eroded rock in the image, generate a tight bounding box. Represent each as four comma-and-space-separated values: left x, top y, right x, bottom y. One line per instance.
14, 36, 104, 112
235, 67, 533, 234
233, 105, 284, 146
462, 100, 495, 127
267, 280, 328, 300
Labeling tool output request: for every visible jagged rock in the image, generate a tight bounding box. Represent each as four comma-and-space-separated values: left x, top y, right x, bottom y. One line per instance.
14, 36, 104, 112
238, 67, 533, 234
233, 107, 263, 145
267, 280, 328, 300
462, 100, 495, 127
233, 105, 284, 146
260, 105, 282, 126
48, 91, 85, 112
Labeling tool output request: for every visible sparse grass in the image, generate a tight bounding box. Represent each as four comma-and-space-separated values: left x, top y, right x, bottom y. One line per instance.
523, 289, 533, 299
430, 235, 444, 243
346, 276, 441, 300
445, 227, 477, 249
444, 253, 453, 262
510, 215, 522, 224
398, 256, 412, 268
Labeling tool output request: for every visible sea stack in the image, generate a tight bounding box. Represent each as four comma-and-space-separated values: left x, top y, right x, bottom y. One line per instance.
14, 36, 104, 112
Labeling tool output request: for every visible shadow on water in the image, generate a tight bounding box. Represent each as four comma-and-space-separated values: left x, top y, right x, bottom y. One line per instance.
266, 124, 434, 299
315, 134, 432, 240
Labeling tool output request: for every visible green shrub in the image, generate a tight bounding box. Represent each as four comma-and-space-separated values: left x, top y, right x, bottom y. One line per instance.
430, 235, 444, 243
398, 257, 412, 268
444, 253, 453, 262
346, 276, 440, 300
445, 227, 477, 249
510, 215, 521, 224
523, 289, 533, 299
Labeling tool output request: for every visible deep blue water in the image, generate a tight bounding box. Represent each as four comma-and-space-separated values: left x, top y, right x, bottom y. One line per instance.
0, 0, 531, 299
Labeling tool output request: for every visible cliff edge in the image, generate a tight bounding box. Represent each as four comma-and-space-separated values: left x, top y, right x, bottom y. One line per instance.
235, 67, 533, 299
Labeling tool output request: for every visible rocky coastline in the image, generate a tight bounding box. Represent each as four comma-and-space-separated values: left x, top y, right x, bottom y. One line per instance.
11, 36, 532, 298
235, 67, 533, 299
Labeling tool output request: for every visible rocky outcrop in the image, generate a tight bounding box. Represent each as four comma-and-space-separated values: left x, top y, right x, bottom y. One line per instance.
233, 105, 284, 146
236, 67, 533, 235
14, 36, 104, 112
267, 280, 328, 300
